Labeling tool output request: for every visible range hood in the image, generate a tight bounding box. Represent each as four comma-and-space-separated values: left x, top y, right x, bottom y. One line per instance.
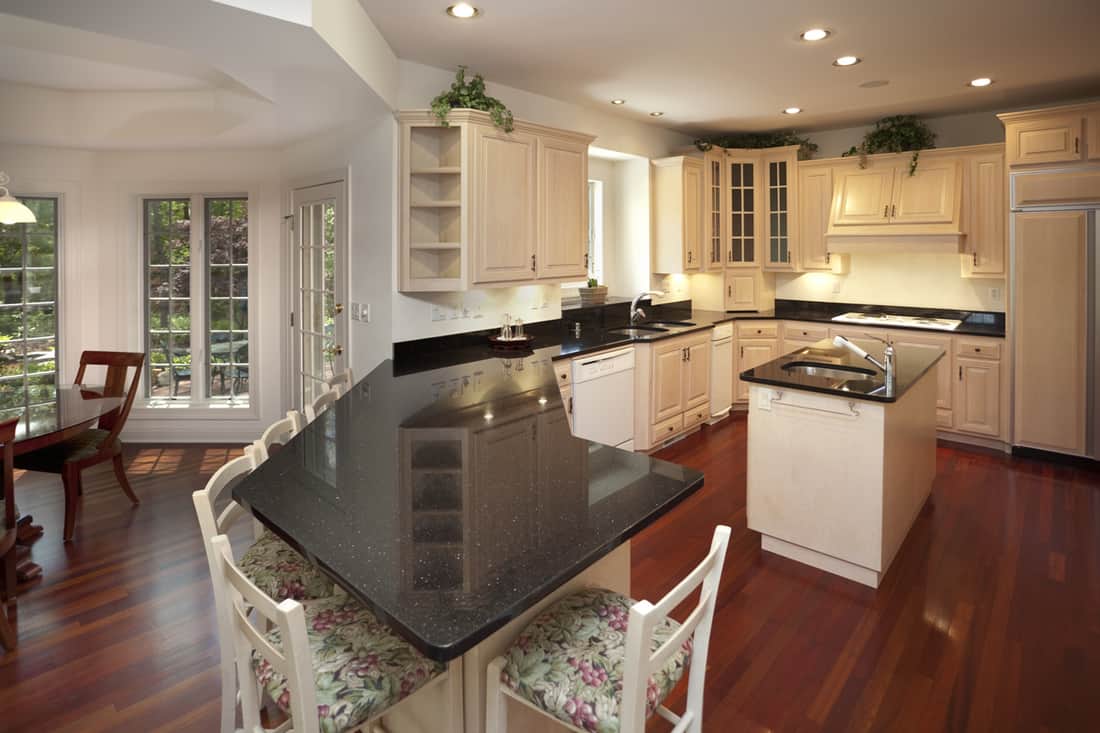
825, 230, 965, 255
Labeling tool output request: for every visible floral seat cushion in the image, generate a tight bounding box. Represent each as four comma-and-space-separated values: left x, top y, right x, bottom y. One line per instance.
501, 587, 692, 733
252, 596, 445, 733
239, 529, 334, 602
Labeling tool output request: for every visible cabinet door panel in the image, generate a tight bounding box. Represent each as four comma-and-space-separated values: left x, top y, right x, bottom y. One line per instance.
683, 160, 704, 271
832, 167, 894, 226
956, 358, 1000, 437
888, 332, 952, 411
1006, 114, 1084, 166
724, 271, 756, 311
799, 166, 833, 270
764, 152, 797, 270
1089, 113, 1100, 161
705, 154, 725, 270
472, 127, 538, 283
683, 338, 711, 410
963, 154, 1006, 276
1013, 211, 1087, 454
652, 341, 685, 422
891, 160, 959, 225
727, 157, 758, 266
537, 137, 588, 280
735, 340, 777, 402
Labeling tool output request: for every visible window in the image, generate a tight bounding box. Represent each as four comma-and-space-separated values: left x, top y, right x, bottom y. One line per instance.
0, 197, 58, 429
564, 179, 603, 289
143, 196, 249, 405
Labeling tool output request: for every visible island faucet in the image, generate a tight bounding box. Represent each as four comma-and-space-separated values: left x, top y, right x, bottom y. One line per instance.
833, 334, 895, 386
630, 290, 666, 324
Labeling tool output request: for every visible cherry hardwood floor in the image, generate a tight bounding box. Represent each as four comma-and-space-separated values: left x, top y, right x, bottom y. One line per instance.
0, 419, 1097, 732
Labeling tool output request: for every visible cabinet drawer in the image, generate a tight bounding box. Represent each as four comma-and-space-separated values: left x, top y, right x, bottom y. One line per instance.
652, 414, 684, 443
682, 405, 709, 432
554, 361, 571, 385
783, 322, 828, 341
955, 339, 1001, 360
1013, 169, 1100, 208
737, 322, 779, 339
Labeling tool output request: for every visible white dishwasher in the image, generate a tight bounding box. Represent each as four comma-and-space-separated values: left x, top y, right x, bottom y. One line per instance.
709, 322, 733, 422
571, 347, 635, 450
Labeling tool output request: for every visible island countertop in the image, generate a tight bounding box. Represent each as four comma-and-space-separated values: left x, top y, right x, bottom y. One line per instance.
739, 338, 945, 403
232, 346, 703, 662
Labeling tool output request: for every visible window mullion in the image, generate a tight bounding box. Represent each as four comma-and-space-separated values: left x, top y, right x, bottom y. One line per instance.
191, 195, 205, 403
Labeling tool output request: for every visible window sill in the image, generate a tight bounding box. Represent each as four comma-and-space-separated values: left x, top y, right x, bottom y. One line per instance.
131, 399, 258, 421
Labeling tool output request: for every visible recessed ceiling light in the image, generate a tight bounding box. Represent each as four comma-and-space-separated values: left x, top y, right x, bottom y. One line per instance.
446, 3, 479, 19
799, 28, 831, 41
611, 99, 626, 105
860, 79, 890, 88
649, 111, 664, 117
783, 107, 802, 115
969, 77, 993, 87
833, 55, 862, 67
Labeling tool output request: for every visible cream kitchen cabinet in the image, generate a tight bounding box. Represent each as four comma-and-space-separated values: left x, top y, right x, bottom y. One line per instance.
955, 352, 1001, 438
635, 331, 712, 449
1013, 210, 1088, 455
797, 165, 833, 271
398, 109, 594, 292
472, 124, 539, 283
734, 322, 779, 402
653, 156, 704, 273
780, 321, 828, 355
704, 151, 726, 270
536, 135, 590, 280
725, 151, 761, 268
890, 331, 954, 429
1003, 111, 1084, 167
961, 152, 1006, 278
830, 159, 961, 229
1089, 110, 1100, 161
763, 147, 799, 271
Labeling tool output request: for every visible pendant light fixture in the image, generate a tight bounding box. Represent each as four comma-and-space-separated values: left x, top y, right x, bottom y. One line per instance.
0, 172, 36, 225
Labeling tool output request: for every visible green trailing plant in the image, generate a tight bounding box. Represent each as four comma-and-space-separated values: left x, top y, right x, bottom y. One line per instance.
842, 115, 936, 175
431, 66, 514, 132
694, 131, 818, 160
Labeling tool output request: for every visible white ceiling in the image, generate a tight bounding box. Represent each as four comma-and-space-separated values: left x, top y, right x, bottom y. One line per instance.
360, 0, 1100, 134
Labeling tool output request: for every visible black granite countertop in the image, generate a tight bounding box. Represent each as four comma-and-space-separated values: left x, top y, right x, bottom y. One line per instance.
739, 338, 945, 403
232, 347, 704, 662
771, 300, 1005, 338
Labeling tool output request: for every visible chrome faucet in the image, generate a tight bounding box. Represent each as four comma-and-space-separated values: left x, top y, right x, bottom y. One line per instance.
630, 290, 665, 324
833, 334, 895, 388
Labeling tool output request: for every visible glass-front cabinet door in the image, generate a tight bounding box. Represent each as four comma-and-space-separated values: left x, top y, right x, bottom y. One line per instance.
726, 154, 757, 268
705, 153, 724, 270
764, 147, 799, 271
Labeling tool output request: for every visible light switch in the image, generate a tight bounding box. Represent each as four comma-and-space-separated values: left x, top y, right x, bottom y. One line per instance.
756, 389, 773, 411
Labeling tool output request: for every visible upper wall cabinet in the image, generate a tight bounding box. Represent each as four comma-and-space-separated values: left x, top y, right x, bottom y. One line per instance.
653, 156, 704, 274
826, 155, 963, 253
961, 152, 1006, 278
725, 151, 761, 268
762, 147, 799, 271
704, 151, 725, 271
398, 109, 594, 292
999, 103, 1100, 168
797, 165, 833, 271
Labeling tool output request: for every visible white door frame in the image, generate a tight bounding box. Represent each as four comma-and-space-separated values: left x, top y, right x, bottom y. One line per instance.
286, 171, 349, 412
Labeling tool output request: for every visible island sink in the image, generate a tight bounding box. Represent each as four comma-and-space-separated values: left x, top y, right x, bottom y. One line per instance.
781, 361, 877, 380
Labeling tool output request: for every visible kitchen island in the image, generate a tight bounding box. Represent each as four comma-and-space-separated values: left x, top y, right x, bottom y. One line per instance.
741, 338, 944, 588
233, 346, 703, 732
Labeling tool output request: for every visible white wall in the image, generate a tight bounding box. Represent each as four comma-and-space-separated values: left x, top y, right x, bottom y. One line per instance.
776, 253, 1004, 312
807, 109, 1006, 159
0, 142, 287, 442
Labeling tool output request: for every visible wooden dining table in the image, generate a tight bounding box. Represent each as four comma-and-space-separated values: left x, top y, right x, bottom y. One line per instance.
6, 386, 123, 583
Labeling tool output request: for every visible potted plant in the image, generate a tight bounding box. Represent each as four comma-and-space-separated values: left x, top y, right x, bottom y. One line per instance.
842, 115, 936, 175
431, 66, 515, 132
578, 277, 608, 306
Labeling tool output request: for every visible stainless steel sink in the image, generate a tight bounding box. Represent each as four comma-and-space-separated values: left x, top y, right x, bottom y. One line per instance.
781, 361, 877, 380
606, 326, 669, 339
644, 321, 697, 328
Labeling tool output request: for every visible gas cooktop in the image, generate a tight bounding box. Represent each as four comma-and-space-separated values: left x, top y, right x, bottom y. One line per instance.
830, 312, 963, 331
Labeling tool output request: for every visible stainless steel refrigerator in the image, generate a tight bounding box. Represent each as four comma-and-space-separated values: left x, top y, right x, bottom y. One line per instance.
1011, 188, 1098, 460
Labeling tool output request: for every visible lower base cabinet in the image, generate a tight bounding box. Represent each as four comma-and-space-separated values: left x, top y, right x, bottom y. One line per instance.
635, 331, 712, 450
735, 322, 779, 402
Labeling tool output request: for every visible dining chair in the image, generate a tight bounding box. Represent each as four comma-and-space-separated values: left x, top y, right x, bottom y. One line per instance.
194, 447, 336, 733
305, 385, 339, 423
251, 410, 306, 465
486, 525, 731, 733
325, 367, 355, 398
14, 350, 144, 542
0, 416, 21, 652
209, 533, 464, 733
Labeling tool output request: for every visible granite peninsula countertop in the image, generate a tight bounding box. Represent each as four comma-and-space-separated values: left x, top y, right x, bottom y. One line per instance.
232, 347, 704, 661
739, 338, 946, 403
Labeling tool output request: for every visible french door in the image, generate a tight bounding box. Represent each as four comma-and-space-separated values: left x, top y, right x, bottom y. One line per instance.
291, 181, 347, 411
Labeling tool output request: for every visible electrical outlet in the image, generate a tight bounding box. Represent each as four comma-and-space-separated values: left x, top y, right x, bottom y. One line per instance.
362, 303, 371, 323
989, 287, 1002, 302
832, 277, 842, 294
350, 303, 361, 321
431, 304, 447, 322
